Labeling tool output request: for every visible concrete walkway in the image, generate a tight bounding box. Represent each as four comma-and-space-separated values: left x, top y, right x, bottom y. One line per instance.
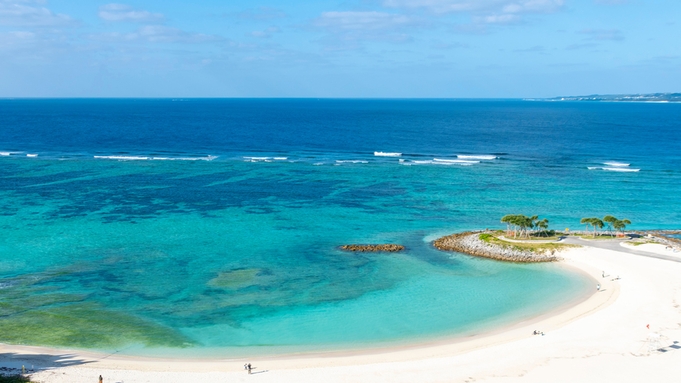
561, 236, 681, 263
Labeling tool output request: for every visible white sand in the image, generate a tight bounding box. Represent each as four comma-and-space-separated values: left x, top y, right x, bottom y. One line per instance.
3, 245, 681, 383
621, 242, 681, 257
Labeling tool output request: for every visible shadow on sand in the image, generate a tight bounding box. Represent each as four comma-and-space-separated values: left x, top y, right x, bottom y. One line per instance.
1, 352, 92, 375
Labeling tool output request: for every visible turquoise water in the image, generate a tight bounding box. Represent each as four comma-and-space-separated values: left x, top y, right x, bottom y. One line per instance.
1, 99, 678, 356
0, 158, 593, 356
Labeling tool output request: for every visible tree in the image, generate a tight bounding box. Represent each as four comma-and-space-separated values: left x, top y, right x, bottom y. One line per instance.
580, 217, 604, 237
591, 218, 604, 237
502, 214, 528, 238
501, 214, 516, 237
580, 217, 593, 233
603, 215, 617, 235
502, 214, 548, 238
534, 218, 550, 236
613, 218, 631, 234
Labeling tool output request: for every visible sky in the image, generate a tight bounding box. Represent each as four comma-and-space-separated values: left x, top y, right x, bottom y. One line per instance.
0, 0, 679, 97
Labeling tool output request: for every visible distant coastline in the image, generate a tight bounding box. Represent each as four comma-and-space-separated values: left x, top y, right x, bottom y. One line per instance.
527, 92, 681, 103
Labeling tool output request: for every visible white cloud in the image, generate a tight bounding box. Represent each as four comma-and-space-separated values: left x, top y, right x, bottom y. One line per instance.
94, 25, 222, 44
311, 11, 418, 46
313, 11, 414, 31
0, 0, 74, 27
98, 3, 163, 23
384, 0, 563, 14
250, 26, 281, 38
0, 30, 35, 48
476, 13, 519, 24
383, 0, 477, 13
233, 6, 286, 21
383, 0, 563, 25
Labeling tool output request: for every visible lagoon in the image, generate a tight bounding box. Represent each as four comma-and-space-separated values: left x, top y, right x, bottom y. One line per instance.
1, 99, 679, 355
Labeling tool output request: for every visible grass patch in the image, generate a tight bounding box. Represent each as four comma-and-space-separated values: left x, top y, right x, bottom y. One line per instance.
479, 233, 494, 242
479, 233, 577, 253
518, 235, 565, 241
574, 234, 622, 240
628, 240, 658, 246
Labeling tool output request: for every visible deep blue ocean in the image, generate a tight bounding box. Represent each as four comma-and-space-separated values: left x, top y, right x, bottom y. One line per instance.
0, 99, 679, 356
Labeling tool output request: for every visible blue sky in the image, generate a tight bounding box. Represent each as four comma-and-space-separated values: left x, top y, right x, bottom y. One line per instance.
0, 0, 679, 97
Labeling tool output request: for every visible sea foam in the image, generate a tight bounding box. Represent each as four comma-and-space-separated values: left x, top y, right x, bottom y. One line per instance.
244, 156, 288, 162
457, 155, 497, 160
433, 158, 480, 164
401, 159, 477, 166
95, 156, 149, 160
374, 152, 402, 157
603, 162, 630, 167
151, 156, 217, 161
603, 167, 640, 172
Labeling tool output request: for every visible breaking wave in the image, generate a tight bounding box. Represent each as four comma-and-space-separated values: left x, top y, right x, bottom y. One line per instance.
457, 155, 497, 160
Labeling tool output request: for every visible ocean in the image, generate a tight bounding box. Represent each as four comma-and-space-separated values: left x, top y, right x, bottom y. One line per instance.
0, 99, 679, 356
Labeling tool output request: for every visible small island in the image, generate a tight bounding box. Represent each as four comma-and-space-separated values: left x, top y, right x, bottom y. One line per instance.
433, 231, 568, 263
340, 244, 405, 252
433, 214, 640, 263
530, 92, 681, 103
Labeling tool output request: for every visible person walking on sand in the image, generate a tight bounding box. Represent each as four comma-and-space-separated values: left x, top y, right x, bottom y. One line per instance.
597, 283, 601, 291
248, 363, 252, 374
99, 375, 103, 383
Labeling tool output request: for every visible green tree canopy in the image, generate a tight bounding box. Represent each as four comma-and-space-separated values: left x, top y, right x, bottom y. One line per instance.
580, 217, 604, 237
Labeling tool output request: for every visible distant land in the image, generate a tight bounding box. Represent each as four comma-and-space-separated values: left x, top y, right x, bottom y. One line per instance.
528, 93, 681, 102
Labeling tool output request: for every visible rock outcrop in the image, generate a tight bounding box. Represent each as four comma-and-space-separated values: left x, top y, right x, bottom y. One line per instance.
433, 232, 560, 263
340, 244, 405, 252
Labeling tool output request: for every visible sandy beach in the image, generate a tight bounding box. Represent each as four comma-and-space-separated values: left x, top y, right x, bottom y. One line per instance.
3, 244, 681, 383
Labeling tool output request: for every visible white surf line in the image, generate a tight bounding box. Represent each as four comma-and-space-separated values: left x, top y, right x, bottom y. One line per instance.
457, 155, 497, 160
374, 152, 402, 157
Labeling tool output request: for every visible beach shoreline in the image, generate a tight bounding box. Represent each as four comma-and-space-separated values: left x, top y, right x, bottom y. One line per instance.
0, 258, 599, 365
4, 244, 657, 382
4, 244, 681, 382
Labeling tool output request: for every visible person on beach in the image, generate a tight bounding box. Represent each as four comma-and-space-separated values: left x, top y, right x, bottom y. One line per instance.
597, 283, 601, 291
248, 363, 252, 374
99, 375, 103, 383
602, 271, 604, 278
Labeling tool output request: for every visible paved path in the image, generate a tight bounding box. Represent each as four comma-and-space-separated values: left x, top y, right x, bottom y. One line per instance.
561, 237, 681, 263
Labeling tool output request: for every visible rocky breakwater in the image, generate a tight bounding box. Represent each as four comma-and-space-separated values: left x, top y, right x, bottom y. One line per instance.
433, 232, 560, 263
340, 244, 405, 252
648, 233, 681, 250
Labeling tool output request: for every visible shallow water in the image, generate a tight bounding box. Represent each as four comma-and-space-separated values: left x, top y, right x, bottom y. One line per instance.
0, 99, 678, 355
